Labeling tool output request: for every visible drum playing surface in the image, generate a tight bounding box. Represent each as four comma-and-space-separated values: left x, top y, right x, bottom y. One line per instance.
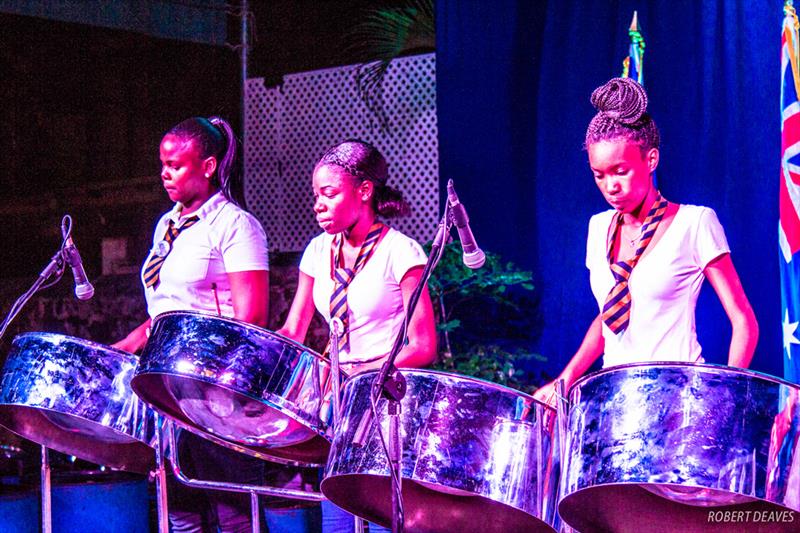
0, 333, 155, 474
322, 369, 559, 533
559, 362, 800, 533
131, 311, 334, 466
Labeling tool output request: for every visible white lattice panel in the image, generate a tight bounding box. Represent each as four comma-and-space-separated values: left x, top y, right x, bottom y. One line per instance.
245, 53, 439, 252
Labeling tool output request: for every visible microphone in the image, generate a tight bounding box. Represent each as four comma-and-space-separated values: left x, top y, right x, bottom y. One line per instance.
63, 236, 95, 300
447, 179, 486, 269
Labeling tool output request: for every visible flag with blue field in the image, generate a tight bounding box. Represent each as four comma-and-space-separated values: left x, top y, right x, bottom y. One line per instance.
780, 3, 800, 385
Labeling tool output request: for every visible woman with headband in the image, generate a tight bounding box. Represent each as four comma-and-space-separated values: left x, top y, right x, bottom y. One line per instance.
534, 78, 759, 405
114, 116, 269, 532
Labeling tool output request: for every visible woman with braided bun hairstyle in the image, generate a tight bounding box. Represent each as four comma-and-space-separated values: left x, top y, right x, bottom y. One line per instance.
279, 139, 437, 533
114, 116, 269, 532
534, 78, 758, 406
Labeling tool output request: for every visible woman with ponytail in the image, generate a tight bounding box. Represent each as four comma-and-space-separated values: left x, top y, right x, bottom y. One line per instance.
279, 139, 437, 532
114, 116, 269, 532
534, 78, 758, 406
115, 115, 268, 351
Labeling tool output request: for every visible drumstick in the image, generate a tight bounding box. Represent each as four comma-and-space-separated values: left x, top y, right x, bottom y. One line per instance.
211, 283, 222, 316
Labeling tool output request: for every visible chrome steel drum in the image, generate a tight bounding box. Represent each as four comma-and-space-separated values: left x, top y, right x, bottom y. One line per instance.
0, 333, 155, 474
322, 369, 559, 533
559, 362, 800, 533
131, 311, 336, 466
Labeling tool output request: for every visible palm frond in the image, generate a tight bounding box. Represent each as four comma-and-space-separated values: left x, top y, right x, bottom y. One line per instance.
345, 0, 435, 133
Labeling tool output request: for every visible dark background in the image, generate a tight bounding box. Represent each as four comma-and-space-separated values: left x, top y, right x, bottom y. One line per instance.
0, 0, 401, 282
0, 8, 237, 281
0, 0, 787, 383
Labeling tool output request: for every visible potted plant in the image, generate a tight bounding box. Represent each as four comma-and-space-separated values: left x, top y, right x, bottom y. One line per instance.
425, 242, 544, 393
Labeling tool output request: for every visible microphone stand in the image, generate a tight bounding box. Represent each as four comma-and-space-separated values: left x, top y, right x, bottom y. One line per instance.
0, 246, 65, 342
370, 203, 451, 533
0, 216, 73, 342
0, 220, 71, 533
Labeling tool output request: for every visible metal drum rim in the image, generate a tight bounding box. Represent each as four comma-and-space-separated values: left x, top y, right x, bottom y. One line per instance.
411, 475, 558, 532
323, 471, 554, 521
0, 404, 147, 448
344, 368, 555, 411
151, 310, 328, 363
558, 480, 766, 508
130, 371, 329, 441
569, 361, 800, 396
10, 332, 137, 361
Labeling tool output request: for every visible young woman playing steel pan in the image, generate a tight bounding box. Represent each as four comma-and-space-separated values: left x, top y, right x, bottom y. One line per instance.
534, 77, 759, 407
278, 139, 438, 532
113, 116, 269, 533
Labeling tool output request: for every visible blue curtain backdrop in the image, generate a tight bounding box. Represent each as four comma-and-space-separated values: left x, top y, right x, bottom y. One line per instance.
436, 1, 781, 380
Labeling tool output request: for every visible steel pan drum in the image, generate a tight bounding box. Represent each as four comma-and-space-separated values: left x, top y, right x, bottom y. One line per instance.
0, 333, 155, 474
131, 311, 336, 466
559, 362, 800, 533
322, 369, 559, 533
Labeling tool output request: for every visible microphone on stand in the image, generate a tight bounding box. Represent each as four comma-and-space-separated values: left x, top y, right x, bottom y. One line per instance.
63, 236, 95, 300
447, 179, 486, 269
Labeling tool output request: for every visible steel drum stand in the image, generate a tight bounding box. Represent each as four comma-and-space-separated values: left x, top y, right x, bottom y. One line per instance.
150, 412, 326, 533
370, 205, 451, 533
41, 446, 52, 533
327, 318, 366, 533
152, 413, 170, 533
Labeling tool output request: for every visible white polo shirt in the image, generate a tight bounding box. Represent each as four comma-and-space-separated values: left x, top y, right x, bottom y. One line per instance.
142, 192, 269, 319
586, 204, 729, 367
299, 228, 427, 363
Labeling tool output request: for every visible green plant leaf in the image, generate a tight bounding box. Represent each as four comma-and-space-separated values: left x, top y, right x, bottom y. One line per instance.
437, 319, 461, 333
424, 242, 543, 393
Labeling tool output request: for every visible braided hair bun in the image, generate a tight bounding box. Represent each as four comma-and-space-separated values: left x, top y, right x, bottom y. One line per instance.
591, 77, 648, 125
585, 77, 660, 151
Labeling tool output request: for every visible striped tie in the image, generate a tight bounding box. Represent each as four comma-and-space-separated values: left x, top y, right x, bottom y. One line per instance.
329, 222, 384, 352
143, 216, 200, 289
601, 193, 668, 334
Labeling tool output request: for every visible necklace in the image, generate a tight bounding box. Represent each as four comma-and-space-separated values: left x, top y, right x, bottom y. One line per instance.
623, 225, 641, 248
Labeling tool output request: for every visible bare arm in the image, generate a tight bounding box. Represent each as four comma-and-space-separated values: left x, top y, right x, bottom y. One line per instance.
704, 253, 758, 368
533, 314, 605, 405
277, 271, 317, 343
393, 265, 438, 369
112, 318, 152, 354
228, 269, 270, 328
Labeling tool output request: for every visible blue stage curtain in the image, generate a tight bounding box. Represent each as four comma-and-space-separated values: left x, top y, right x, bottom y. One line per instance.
436, 0, 780, 379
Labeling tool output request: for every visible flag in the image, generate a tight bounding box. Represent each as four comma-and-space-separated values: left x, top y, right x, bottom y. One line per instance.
621, 11, 645, 84
621, 11, 655, 187
780, 1, 800, 384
